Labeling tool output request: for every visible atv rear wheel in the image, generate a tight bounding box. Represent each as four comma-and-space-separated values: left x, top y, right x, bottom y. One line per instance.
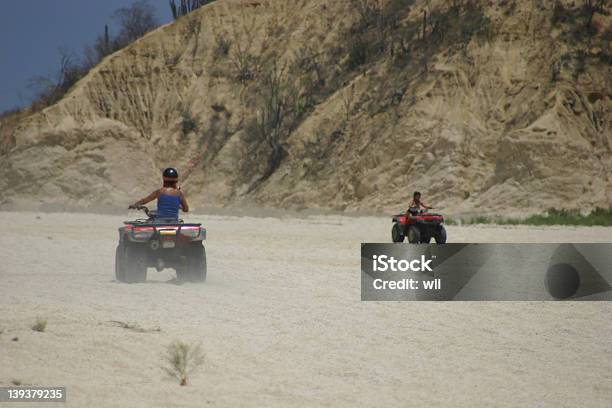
407, 226, 421, 244
391, 223, 404, 243
434, 225, 447, 244
177, 243, 207, 282
115, 244, 126, 282
124, 244, 148, 283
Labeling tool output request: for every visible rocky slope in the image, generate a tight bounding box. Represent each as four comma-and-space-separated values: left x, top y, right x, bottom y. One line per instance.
0, 0, 610, 214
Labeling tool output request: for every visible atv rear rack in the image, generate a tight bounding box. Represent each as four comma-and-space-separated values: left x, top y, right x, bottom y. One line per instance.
124, 220, 202, 227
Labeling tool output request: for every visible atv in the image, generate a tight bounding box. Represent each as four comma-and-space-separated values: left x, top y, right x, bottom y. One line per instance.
391, 208, 447, 244
115, 206, 207, 283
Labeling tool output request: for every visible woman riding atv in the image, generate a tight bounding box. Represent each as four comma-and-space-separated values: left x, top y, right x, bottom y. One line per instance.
408, 191, 433, 214
129, 167, 189, 220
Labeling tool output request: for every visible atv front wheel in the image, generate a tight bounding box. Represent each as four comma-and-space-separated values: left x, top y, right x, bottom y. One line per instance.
178, 243, 207, 282
391, 223, 404, 243
124, 244, 148, 283
407, 226, 421, 244
434, 226, 447, 244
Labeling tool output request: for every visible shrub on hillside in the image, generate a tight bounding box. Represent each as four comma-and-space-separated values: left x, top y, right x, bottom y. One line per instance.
29, 1, 160, 112
169, 0, 216, 20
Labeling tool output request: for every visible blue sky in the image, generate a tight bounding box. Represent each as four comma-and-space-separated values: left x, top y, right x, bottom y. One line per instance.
0, 0, 173, 112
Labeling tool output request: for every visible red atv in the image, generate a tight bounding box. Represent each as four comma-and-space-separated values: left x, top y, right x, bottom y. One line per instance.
115, 206, 207, 283
391, 208, 447, 244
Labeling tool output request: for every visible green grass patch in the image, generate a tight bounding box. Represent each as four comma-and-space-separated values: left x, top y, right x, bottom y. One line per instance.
521, 207, 612, 227
31, 317, 47, 332
459, 207, 612, 227
443, 216, 459, 225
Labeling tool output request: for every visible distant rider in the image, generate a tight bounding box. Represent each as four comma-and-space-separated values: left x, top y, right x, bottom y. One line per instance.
408, 191, 432, 214
129, 167, 189, 220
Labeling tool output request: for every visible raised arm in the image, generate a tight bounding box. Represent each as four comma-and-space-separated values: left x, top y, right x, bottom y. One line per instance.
415, 198, 432, 210
130, 189, 160, 208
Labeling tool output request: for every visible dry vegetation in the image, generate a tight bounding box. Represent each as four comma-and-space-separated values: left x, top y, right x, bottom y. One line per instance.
17, 1, 160, 114
162, 340, 205, 386
109, 320, 161, 333
31, 317, 47, 332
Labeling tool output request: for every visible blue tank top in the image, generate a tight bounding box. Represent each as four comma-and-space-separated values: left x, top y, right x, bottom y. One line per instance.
157, 194, 181, 219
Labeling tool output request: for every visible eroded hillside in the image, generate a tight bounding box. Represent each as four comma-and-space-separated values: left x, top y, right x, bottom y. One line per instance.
0, 0, 610, 214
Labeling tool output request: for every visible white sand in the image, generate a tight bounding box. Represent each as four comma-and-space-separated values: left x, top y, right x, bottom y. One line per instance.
0, 212, 611, 407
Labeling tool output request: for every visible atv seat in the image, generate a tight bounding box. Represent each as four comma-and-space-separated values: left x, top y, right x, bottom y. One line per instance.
147, 210, 181, 224
408, 207, 419, 215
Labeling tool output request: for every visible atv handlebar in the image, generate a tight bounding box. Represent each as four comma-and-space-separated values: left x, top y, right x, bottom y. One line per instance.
128, 205, 150, 216
406, 208, 438, 215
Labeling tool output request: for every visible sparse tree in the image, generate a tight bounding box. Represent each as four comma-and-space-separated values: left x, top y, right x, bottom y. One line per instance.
251, 61, 298, 185
29, 48, 85, 108
28, 1, 163, 112
169, 0, 216, 20
83, 25, 114, 68
113, 0, 159, 47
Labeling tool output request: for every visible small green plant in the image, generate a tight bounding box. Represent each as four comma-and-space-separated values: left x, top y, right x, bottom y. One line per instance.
184, 17, 202, 37
342, 83, 356, 122
215, 35, 232, 57
550, 60, 561, 82
459, 3, 492, 43
163, 340, 205, 386
552, 0, 571, 25
573, 50, 587, 80
347, 36, 368, 70
178, 103, 198, 135
552, 0, 606, 43
231, 46, 259, 83
31, 317, 47, 332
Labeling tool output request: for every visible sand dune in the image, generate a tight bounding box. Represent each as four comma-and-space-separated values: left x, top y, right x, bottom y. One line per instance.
0, 211, 611, 407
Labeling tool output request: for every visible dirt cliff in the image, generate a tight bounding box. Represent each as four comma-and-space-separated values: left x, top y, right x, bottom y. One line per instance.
0, 0, 610, 214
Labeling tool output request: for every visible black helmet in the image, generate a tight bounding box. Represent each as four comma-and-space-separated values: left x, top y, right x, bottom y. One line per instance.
163, 167, 179, 180
413, 191, 421, 197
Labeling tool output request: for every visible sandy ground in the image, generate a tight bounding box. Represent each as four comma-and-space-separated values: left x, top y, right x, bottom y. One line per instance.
0, 211, 611, 408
